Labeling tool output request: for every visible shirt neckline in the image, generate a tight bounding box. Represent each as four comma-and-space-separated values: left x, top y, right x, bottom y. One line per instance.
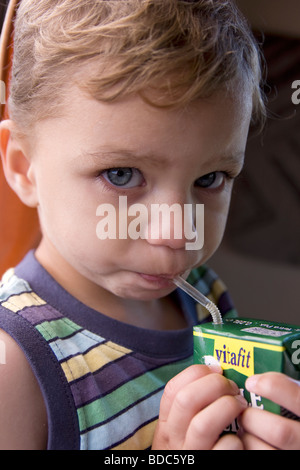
15, 251, 196, 359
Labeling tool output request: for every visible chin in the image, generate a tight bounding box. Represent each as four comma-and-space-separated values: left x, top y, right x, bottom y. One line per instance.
114, 284, 174, 301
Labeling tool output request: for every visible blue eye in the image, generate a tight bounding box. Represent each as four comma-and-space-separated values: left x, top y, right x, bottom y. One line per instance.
102, 168, 144, 188
195, 172, 225, 189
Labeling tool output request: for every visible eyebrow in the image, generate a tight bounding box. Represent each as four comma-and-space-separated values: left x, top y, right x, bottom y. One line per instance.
79, 149, 167, 168
79, 148, 245, 171
210, 152, 245, 169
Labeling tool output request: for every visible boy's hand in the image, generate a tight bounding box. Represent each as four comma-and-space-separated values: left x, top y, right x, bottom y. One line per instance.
239, 372, 300, 450
152, 364, 248, 450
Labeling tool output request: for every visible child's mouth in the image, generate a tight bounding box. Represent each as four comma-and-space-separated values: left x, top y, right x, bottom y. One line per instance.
138, 273, 176, 289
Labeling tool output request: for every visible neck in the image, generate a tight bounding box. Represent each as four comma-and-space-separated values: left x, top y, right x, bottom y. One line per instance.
35, 238, 187, 331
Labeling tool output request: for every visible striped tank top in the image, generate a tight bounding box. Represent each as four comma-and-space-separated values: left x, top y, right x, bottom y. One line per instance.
0, 251, 236, 450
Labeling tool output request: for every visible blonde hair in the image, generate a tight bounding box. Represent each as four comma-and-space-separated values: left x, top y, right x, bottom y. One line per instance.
10, 0, 266, 131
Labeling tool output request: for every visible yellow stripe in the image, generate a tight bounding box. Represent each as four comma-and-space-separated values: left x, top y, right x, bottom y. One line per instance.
193, 331, 285, 352
196, 304, 210, 322
112, 420, 157, 450
61, 341, 132, 382
1, 292, 46, 313
210, 278, 226, 302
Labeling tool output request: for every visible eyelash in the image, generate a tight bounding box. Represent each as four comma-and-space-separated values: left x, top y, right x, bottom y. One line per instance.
98, 167, 239, 192
194, 171, 234, 190
98, 168, 145, 194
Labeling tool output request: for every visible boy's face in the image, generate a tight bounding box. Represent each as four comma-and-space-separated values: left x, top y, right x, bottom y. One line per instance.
26, 87, 251, 301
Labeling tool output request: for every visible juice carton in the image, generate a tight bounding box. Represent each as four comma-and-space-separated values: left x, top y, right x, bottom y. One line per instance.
193, 318, 300, 431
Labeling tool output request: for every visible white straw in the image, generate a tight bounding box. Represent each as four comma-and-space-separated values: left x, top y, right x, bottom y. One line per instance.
173, 275, 223, 325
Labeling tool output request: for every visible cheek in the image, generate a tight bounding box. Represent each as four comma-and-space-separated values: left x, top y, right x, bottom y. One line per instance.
36, 176, 95, 248
202, 194, 232, 249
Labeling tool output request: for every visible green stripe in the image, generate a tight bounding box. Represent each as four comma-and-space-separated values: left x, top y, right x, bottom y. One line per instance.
78, 357, 192, 432
36, 317, 82, 341
223, 308, 238, 319
187, 266, 206, 284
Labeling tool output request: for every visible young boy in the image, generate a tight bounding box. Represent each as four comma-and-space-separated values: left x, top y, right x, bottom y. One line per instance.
0, 0, 299, 450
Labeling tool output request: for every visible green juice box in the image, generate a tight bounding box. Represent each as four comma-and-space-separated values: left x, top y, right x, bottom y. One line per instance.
193, 318, 300, 431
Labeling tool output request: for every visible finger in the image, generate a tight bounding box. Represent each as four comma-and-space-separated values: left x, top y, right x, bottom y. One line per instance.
183, 393, 248, 449
246, 373, 300, 417
240, 431, 275, 450
158, 364, 221, 422
213, 433, 244, 450
240, 407, 300, 450
166, 373, 240, 447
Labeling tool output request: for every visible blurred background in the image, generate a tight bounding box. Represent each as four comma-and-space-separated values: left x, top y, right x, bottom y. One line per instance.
0, 1, 299, 323
0, 2, 7, 24
210, 0, 300, 323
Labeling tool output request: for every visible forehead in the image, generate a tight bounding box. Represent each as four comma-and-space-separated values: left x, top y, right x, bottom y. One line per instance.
32, 84, 252, 165
63, 83, 251, 129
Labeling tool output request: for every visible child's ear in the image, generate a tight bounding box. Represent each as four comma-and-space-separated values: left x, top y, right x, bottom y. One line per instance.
0, 120, 38, 208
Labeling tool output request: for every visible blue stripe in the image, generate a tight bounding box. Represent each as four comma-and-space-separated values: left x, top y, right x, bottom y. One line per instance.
49, 329, 106, 361
0, 273, 32, 302
80, 389, 163, 450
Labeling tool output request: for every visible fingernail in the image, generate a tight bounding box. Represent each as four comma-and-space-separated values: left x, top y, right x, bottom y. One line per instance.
229, 379, 239, 393
245, 375, 260, 392
235, 394, 248, 407
207, 363, 223, 374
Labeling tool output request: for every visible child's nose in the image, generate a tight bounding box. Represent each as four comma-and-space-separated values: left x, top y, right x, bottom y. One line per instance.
145, 198, 197, 250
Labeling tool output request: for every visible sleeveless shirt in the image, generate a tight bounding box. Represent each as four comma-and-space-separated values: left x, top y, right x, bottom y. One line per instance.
0, 251, 236, 450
